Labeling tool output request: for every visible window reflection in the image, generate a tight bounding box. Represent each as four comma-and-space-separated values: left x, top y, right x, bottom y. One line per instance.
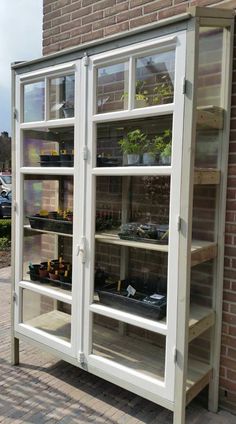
97, 62, 129, 113
23, 81, 45, 122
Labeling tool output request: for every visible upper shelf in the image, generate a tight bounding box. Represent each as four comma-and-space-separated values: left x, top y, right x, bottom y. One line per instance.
95, 232, 217, 266
197, 105, 224, 130
194, 168, 220, 185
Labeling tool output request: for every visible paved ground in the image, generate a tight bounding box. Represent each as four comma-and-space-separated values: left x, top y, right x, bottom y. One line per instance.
0, 267, 235, 424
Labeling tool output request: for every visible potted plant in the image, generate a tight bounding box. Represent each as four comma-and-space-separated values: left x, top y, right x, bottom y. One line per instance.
61, 100, 74, 118
152, 129, 172, 165
135, 80, 148, 108
121, 80, 148, 108
119, 129, 147, 165
153, 75, 174, 105
160, 142, 171, 165
142, 139, 159, 165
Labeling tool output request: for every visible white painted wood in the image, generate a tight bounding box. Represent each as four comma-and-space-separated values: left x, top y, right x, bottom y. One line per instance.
20, 167, 74, 175
89, 303, 167, 335
20, 119, 75, 129
208, 23, 234, 413
173, 18, 199, 424
24, 225, 73, 238
19, 62, 76, 81
92, 105, 174, 122
18, 280, 72, 304
92, 166, 172, 176
91, 35, 177, 65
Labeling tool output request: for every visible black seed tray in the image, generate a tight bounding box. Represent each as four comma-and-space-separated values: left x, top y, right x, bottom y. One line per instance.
28, 216, 73, 234
28, 271, 72, 291
97, 279, 167, 320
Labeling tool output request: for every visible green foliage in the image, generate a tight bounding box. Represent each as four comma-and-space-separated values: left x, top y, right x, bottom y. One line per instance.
150, 129, 172, 156
0, 219, 11, 239
119, 130, 148, 154
0, 132, 11, 171
0, 237, 11, 250
153, 75, 173, 105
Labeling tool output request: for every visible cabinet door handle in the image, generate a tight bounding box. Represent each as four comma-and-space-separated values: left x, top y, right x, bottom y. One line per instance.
76, 237, 86, 263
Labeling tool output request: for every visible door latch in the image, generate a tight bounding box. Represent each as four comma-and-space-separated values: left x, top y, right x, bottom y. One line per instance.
76, 237, 86, 263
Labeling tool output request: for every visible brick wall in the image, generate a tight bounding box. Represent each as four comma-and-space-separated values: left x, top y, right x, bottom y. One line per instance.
42, 0, 236, 414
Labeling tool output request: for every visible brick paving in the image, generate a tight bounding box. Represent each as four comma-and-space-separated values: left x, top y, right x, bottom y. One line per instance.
0, 266, 235, 423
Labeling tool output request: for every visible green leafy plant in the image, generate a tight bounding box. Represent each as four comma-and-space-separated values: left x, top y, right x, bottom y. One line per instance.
121, 80, 148, 103
0, 219, 11, 239
0, 237, 11, 250
119, 130, 147, 155
152, 129, 172, 156
153, 75, 173, 105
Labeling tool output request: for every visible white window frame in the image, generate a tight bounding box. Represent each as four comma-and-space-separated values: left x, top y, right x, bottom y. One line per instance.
84, 31, 186, 403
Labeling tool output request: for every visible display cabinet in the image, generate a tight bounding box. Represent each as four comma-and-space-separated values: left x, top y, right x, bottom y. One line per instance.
11, 7, 234, 424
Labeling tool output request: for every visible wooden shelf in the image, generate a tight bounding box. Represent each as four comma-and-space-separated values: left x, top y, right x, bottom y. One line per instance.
191, 240, 217, 267
25, 310, 71, 342
194, 168, 220, 185
93, 322, 212, 400
24, 224, 73, 238
188, 304, 215, 342
96, 232, 217, 266
197, 105, 224, 130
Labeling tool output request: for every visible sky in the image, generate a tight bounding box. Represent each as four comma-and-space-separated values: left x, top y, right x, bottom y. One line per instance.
0, 0, 43, 135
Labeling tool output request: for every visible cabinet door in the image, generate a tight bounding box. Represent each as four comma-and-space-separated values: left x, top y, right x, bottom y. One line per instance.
14, 62, 83, 357
83, 32, 186, 403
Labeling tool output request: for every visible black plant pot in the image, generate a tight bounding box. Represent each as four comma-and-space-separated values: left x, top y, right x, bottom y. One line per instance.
60, 154, 73, 167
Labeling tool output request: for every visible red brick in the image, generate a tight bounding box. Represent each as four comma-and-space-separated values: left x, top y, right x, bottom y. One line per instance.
104, 3, 129, 17
44, 9, 62, 22
158, 3, 187, 19
130, 0, 152, 7
144, 0, 172, 14
60, 36, 81, 50
93, 16, 116, 31
117, 8, 143, 24
130, 13, 157, 29
71, 23, 92, 37
82, 10, 103, 25
104, 21, 129, 36
72, 5, 92, 19
93, 0, 116, 12
81, 29, 104, 43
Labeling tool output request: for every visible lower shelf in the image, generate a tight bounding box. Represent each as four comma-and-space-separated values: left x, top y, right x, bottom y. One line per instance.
93, 322, 212, 399
24, 310, 71, 343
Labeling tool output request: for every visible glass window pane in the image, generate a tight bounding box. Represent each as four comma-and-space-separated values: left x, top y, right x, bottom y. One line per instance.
195, 28, 224, 168
23, 176, 73, 292
135, 50, 175, 108
23, 81, 45, 122
49, 75, 75, 120
96, 116, 172, 167
22, 289, 71, 342
92, 314, 166, 381
94, 175, 170, 320
96, 62, 129, 114
23, 127, 74, 167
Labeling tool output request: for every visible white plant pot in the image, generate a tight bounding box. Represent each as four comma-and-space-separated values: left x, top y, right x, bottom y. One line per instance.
127, 154, 140, 165
135, 99, 147, 108
143, 152, 156, 166
160, 154, 171, 165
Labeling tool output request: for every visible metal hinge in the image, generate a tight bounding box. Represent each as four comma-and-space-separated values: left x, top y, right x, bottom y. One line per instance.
83, 146, 88, 160
78, 352, 85, 364
13, 292, 17, 302
177, 216, 181, 232
173, 347, 177, 363
182, 77, 187, 94
76, 237, 86, 263
82, 53, 89, 67
13, 108, 18, 120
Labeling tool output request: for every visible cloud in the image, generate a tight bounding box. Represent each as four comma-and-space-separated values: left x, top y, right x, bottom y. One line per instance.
0, 0, 43, 134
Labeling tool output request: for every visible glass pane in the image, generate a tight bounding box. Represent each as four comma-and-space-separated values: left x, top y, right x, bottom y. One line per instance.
23, 81, 45, 122
94, 175, 170, 319
96, 62, 129, 113
49, 75, 75, 120
96, 116, 172, 167
92, 314, 166, 381
135, 50, 175, 108
23, 127, 74, 167
23, 176, 73, 292
22, 289, 71, 342
195, 28, 224, 168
